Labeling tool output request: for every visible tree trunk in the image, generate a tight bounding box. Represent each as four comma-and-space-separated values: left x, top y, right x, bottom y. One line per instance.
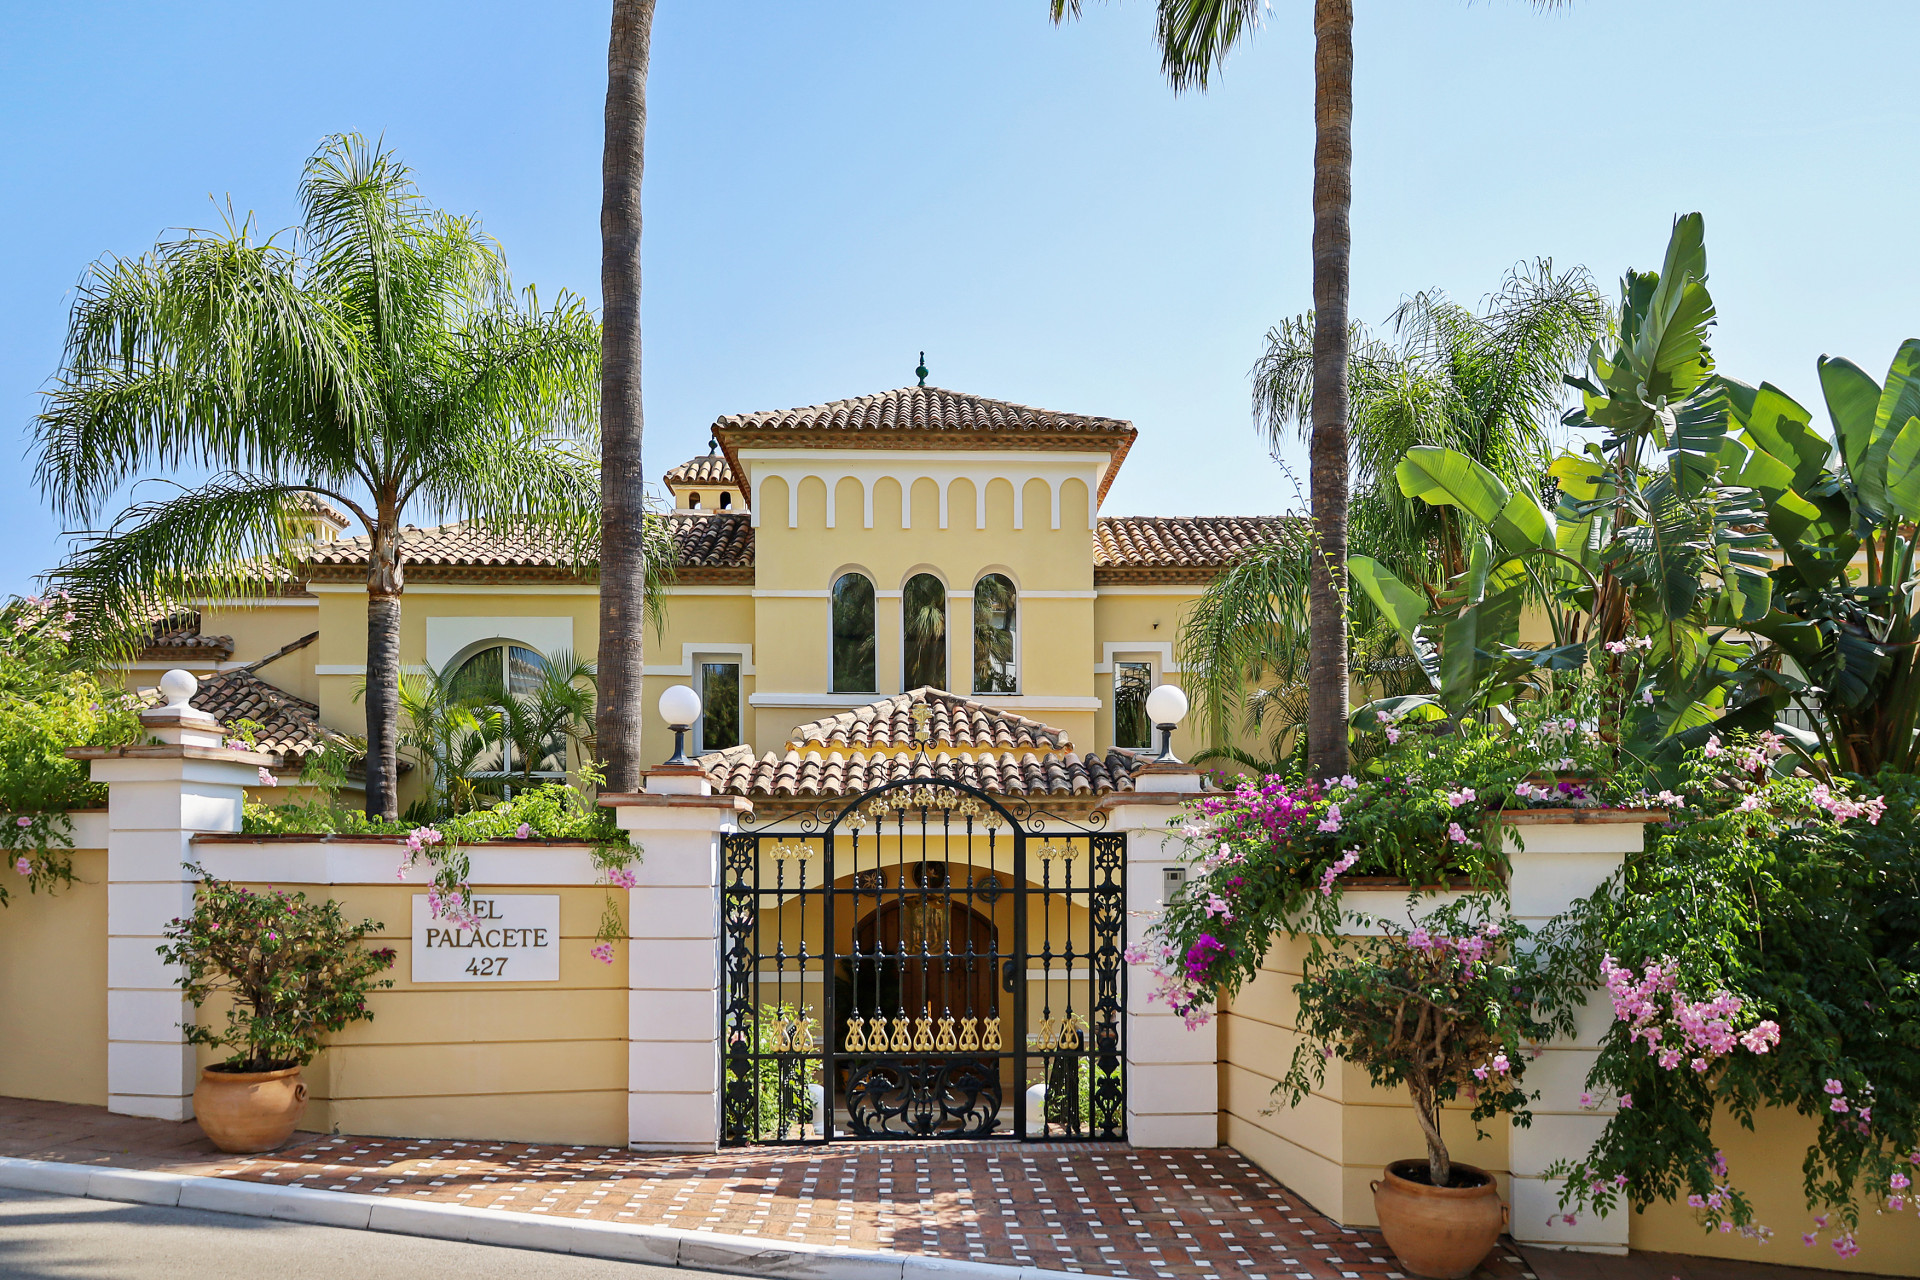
1306, 0, 1354, 780
595, 0, 658, 794
1407, 1073, 1453, 1186
363, 525, 404, 820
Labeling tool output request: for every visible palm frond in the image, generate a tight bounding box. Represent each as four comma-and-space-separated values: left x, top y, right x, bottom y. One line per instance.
46, 475, 316, 655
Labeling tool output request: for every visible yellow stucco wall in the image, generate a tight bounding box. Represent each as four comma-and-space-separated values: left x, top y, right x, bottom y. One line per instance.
0, 846, 108, 1106
203, 881, 629, 1146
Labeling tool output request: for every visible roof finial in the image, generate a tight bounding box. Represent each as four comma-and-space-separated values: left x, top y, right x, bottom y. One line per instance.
916, 351, 928, 388
707, 436, 718, 456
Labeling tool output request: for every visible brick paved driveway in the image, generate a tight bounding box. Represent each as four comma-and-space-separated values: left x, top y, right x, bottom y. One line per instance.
2, 1097, 1868, 1280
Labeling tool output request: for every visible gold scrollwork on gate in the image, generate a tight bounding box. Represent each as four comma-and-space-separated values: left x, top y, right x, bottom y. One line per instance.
958, 1017, 980, 1052
1058, 1014, 1085, 1050
890, 1016, 913, 1052
773, 1011, 815, 1053
911, 1015, 935, 1052
935, 1015, 958, 1052
770, 841, 816, 863
845, 1015, 868, 1052
981, 1017, 1003, 1051
909, 701, 934, 745
1036, 838, 1079, 864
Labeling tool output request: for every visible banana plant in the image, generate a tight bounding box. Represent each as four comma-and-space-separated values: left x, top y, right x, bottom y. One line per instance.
1725, 340, 1920, 772
1349, 215, 1776, 749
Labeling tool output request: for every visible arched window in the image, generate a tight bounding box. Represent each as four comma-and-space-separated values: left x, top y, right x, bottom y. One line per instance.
831, 573, 877, 693
449, 643, 568, 777
902, 574, 947, 691
972, 574, 1017, 694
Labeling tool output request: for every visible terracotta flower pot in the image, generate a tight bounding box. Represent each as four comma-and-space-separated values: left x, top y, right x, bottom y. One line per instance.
193, 1064, 308, 1153
1371, 1159, 1508, 1280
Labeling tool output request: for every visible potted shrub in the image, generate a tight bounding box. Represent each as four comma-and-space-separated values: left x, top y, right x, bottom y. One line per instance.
158, 865, 396, 1152
1277, 899, 1561, 1277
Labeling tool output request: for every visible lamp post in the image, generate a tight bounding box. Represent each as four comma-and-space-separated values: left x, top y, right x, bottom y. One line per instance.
1145, 684, 1189, 764
658, 684, 702, 766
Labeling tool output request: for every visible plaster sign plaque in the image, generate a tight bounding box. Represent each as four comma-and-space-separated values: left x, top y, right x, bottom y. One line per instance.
411, 893, 561, 982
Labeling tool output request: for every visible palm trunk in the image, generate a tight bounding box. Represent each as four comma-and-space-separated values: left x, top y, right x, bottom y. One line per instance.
364, 526, 404, 820
1306, 0, 1354, 779
595, 0, 657, 794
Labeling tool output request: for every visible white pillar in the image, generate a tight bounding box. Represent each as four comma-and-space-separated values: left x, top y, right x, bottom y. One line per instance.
1101, 763, 1217, 1148
74, 679, 274, 1121
602, 765, 746, 1153
1503, 812, 1657, 1255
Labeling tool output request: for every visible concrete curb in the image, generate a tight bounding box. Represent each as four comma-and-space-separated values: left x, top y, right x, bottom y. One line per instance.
0, 1155, 1072, 1279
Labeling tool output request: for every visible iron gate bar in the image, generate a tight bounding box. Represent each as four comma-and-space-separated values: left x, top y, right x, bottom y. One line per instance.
720, 776, 1125, 1146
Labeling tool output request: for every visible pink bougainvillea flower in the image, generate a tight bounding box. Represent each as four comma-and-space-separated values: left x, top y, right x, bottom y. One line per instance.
1823, 1078, 1845, 1095
1447, 822, 1472, 845
14, 816, 31, 828
1578, 1093, 1593, 1108
1317, 804, 1342, 833
515, 823, 532, 839
13, 857, 30, 876
1619, 1094, 1632, 1109
1892, 1172, 1912, 1191
1445, 787, 1476, 808
590, 943, 615, 964
1830, 1098, 1850, 1113
608, 867, 637, 890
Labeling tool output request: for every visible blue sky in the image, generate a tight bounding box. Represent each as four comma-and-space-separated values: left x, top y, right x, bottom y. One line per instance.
3, 1, 1917, 598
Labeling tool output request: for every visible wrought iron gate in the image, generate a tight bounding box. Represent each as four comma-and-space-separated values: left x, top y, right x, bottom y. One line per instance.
719, 778, 1126, 1144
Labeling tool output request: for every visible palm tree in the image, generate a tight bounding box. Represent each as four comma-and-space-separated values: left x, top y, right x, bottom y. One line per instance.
398, 662, 500, 818
596, 0, 659, 794
1181, 262, 1605, 763
1050, 1, 1569, 777
33, 134, 602, 819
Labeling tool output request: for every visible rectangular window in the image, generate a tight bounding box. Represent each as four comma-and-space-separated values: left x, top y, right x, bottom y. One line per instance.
1114, 661, 1153, 750
698, 661, 742, 754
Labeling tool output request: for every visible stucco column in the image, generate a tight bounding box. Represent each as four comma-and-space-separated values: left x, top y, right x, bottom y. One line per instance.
1503, 810, 1661, 1255
601, 764, 750, 1153
70, 674, 276, 1121
1100, 762, 1216, 1148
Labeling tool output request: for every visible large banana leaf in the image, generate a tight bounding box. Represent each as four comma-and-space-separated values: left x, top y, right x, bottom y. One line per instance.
1396, 446, 1555, 554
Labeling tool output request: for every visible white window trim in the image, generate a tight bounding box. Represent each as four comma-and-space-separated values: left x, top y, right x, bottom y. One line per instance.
968, 578, 1020, 698
1108, 649, 1164, 752
830, 572, 880, 696
646, 643, 755, 677
1093, 641, 1181, 675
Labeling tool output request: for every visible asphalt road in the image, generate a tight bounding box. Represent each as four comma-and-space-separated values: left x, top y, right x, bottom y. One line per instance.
0, 1188, 705, 1279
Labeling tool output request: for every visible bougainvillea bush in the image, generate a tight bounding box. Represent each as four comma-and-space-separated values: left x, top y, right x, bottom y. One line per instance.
0, 594, 141, 906
1135, 712, 1638, 1022
1551, 743, 1918, 1256
158, 867, 397, 1072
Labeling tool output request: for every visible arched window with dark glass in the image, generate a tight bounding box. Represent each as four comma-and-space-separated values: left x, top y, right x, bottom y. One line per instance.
972, 574, 1017, 694
902, 573, 947, 691
448, 642, 569, 777
831, 573, 877, 693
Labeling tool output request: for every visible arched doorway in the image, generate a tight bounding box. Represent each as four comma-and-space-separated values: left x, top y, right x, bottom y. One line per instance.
846, 868, 998, 1033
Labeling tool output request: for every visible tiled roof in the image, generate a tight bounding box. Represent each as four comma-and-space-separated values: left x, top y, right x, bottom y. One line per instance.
790, 688, 1069, 751
663, 454, 736, 487
713, 386, 1139, 507
185, 670, 342, 761
698, 744, 1141, 801
293, 492, 354, 531
714, 386, 1133, 440
142, 616, 234, 662
665, 512, 753, 574
695, 688, 1141, 799
299, 514, 752, 582
1094, 515, 1297, 582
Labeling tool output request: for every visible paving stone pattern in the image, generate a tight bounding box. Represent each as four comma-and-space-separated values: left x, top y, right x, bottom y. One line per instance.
0, 1097, 1859, 1280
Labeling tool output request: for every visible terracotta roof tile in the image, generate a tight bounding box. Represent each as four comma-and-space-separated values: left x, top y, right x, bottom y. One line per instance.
697, 744, 1141, 800
714, 385, 1133, 439
789, 687, 1069, 751
695, 689, 1141, 799
299, 514, 751, 579
181, 670, 343, 761
663, 454, 736, 487
1094, 515, 1296, 581
142, 616, 234, 662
